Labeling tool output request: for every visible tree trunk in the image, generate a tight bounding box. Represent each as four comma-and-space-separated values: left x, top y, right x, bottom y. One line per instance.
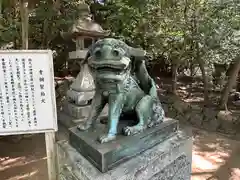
219, 55, 240, 109
195, 39, 209, 105
42, 19, 48, 48
0, 0, 2, 18
197, 56, 209, 105
190, 62, 194, 77
192, 2, 209, 105
20, 0, 29, 49
171, 63, 178, 95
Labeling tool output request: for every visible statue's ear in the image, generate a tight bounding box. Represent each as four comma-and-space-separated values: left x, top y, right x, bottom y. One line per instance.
129, 47, 146, 58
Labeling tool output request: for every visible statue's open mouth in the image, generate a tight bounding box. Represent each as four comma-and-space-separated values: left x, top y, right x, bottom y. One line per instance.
90, 61, 127, 69
89, 60, 129, 75
88, 57, 131, 81
91, 66, 127, 75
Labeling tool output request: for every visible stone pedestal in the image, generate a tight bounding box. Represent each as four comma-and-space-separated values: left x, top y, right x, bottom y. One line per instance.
69, 118, 178, 172
62, 64, 95, 119
58, 105, 108, 129
58, 63, 109, 128
63, 101, 92, 119
58, 128, 192, 180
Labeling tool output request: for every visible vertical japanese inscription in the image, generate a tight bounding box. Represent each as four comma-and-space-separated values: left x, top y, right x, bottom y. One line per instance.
1, 58, 9, 128
0, 89, 4, 128
16, 58, 24, 122
0, 51, 56, 134
39, 70, 46, 104
12, 59, 18, 127
0, 56, 40, 129
22, 58, 31, 127
28, 58, 37, 126
9, 59, 14, 128
0, 68, 6, 129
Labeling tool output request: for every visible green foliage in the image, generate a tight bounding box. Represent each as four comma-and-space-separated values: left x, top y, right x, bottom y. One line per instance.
0, 0, 239, 77
29, 0, 81, 48
0, 0, 20, 47
89, 0, 240, 72
0, 0, 81, 48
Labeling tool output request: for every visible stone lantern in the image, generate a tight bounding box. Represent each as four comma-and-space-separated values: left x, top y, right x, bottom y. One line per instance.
60, 3, 110, 123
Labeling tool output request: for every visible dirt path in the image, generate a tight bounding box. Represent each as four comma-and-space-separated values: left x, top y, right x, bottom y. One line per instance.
0, 127, 239, 180
0, 134, 47, 180
192, 128, 240, 180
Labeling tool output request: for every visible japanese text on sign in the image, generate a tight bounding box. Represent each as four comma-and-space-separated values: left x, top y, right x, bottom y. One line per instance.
0, 50, 57, 135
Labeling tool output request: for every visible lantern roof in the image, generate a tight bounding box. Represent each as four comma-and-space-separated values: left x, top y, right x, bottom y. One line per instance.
61, 3, 110, 39
69, 17, 110, 38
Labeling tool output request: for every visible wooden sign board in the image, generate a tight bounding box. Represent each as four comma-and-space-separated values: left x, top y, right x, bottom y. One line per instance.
0, 50, 58, 180
0, 50, 57, 135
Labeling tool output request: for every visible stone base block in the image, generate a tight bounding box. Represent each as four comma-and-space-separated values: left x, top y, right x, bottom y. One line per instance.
66, 90, 95, 106
58, 112, 85, 129
63, 101, 92, 119
69, 118, 178, 172
58, 128, 192, 180
58, 105, 108, 129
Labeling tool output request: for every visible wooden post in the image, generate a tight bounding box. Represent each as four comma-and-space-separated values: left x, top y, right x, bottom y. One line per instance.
20, 0, 29, 49
0, 0, 2, 18
45, 132, 59, 180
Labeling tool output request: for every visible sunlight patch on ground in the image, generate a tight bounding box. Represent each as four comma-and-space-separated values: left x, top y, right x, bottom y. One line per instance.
191, 150, 231, 180
230, 168, 240, 180
192, 154, 220, 170
191, 150, 230, 176
191, 129, 240, 180
7, 170, 38, 180
0, 157, 26, 170
0, 156, 47, 171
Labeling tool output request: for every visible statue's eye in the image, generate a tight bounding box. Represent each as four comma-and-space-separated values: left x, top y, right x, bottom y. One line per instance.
112, 49, 120, 57
95, 50, 101, 58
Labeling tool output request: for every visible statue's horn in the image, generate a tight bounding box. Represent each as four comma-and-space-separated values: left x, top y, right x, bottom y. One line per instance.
129, 47, 146, 57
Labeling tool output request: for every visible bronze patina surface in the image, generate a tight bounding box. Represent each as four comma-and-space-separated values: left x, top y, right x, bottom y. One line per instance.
77, 38, 166, 144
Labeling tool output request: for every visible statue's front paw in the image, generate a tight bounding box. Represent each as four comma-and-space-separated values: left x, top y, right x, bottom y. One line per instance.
123, 125, 145, 136
77, 123, 91, 131
98, 134, 116, 144
147, 121, 154, 128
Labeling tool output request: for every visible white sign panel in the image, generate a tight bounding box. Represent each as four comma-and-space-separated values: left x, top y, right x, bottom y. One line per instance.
0, 50, 57, 135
